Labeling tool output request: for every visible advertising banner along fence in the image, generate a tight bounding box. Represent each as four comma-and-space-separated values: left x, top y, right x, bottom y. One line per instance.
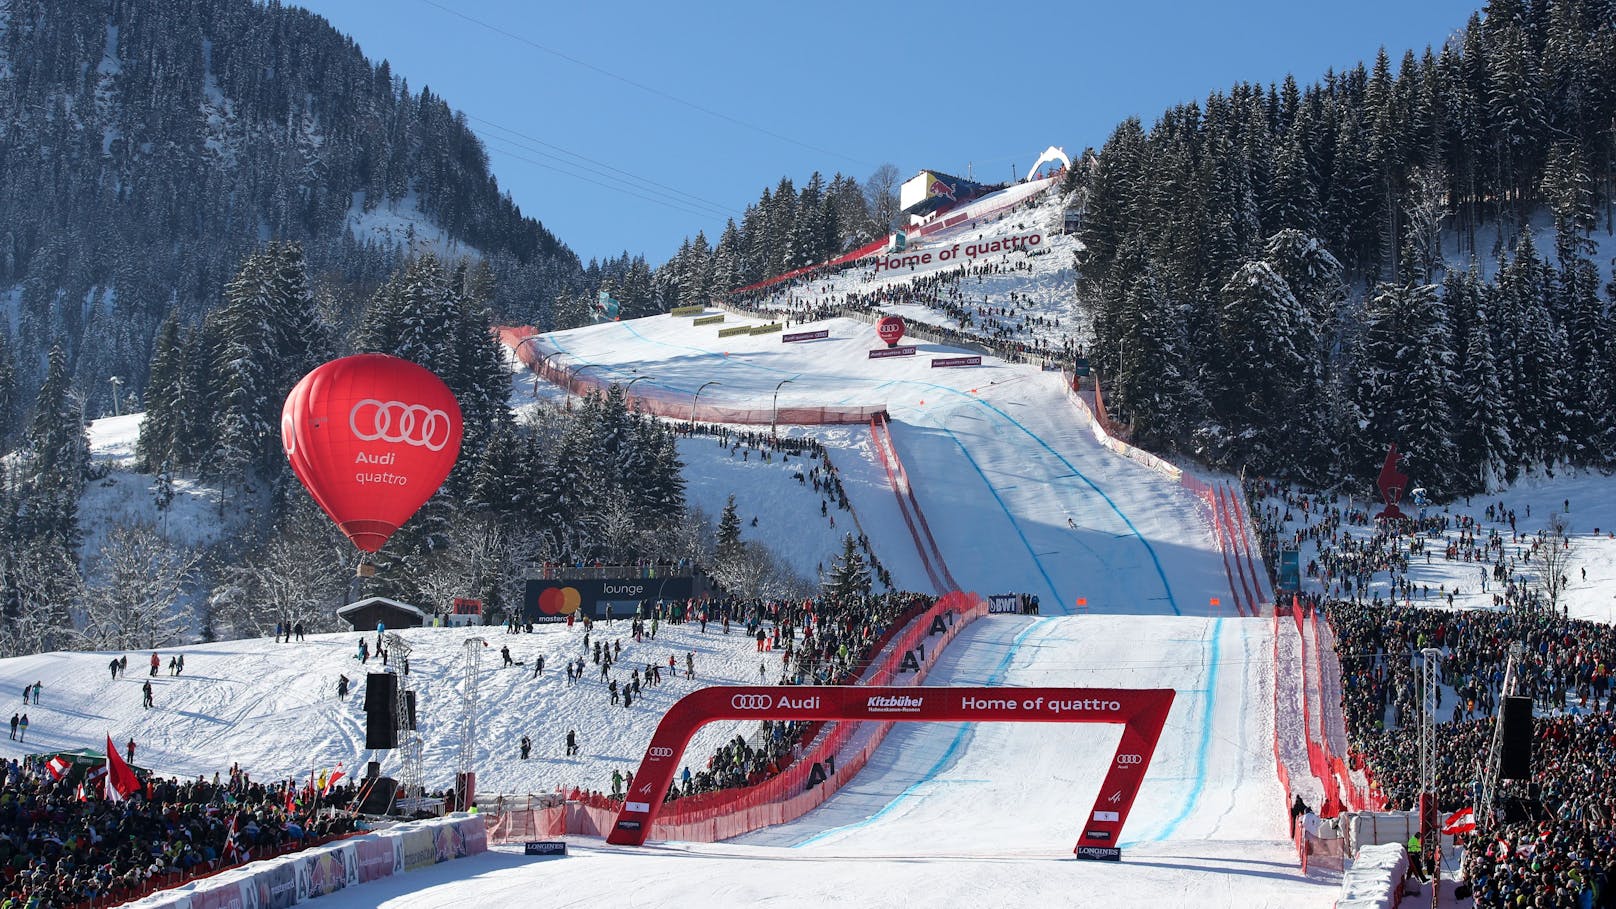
606, 685, 1175, 856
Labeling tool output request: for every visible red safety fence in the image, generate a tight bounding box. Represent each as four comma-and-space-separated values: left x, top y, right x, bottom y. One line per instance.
868, 413, 960, 595
499, 327, 885, 426
485, 592, 989, 845
1272, 597, 1387, 819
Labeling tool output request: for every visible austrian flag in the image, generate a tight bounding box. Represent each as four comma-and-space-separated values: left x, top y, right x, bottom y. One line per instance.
1442, 807, 1477, 835
102, 734, 142, 801
45, 755, 71, 780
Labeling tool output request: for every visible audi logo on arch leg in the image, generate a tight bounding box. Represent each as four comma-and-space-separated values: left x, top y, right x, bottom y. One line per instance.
349, 399, 453, 450
647, 747, 674, 759
1116, 754, 1144, 766
731, 694, 773, 710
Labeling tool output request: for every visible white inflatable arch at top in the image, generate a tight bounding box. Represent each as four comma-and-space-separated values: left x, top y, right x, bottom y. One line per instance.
1027, 145, 1071, 181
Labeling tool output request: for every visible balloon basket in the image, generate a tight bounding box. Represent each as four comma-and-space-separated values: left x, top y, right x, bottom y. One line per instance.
355, 562, 377, 578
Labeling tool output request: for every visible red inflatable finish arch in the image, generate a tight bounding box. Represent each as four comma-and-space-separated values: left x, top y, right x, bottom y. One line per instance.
607, 685, 1175, 859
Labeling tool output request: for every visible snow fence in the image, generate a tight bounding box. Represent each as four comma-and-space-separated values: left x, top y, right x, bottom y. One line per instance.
124, 813, 487, 909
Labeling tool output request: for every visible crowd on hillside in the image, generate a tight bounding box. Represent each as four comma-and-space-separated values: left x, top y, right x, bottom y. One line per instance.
663, 589, 929, 801
531, 588, 932, 805
1250, 481, 1616, 907
0, 758, 358, 909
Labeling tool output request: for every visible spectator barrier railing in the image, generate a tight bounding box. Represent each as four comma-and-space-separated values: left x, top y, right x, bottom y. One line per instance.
125, 813, 487, 909
486, 592, 988, 845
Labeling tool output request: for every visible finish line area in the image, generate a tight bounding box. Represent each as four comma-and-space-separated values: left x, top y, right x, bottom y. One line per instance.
299, 615, 1335, 908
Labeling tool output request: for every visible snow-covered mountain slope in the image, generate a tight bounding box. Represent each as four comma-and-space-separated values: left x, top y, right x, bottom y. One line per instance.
0, 621, 772, 801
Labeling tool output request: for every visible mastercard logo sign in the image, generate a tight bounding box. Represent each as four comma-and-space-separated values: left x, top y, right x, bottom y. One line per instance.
536, 587, 582, 616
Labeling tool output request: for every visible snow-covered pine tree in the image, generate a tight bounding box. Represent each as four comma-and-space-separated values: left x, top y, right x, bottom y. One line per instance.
716, 495, 742, 555
824, 534, 870, 600
1447, 271, 1513, 491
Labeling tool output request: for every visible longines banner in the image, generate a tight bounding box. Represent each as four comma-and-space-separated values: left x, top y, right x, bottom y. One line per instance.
525, 577, 696, 622
717, 325, 753, 338
693, 314, 725, 326
750, 322, 784, 335
669, 305, 704, 316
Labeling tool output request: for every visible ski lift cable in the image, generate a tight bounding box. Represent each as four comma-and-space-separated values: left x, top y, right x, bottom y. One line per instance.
468, 116, 742, 219
415, 0, 871, 168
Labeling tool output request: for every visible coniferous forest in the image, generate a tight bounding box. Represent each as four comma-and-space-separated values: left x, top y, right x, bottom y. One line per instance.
1074, 0, 1616, 496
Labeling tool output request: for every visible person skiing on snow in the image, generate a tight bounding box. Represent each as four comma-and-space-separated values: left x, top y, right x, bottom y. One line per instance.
149, 653, 160, 676
7, 714, 15, 741
501, 645, 513, 668
337, 674, 349, 699
520, 735, 531, 760
565, 729, 578, 757
142, 680, 154, 709
16, 714, 27, 742
126, 739, 136, 763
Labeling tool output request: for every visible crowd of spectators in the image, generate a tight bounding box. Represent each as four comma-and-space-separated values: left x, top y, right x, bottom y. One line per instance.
0, 758, 358, 908
550, 588, 933, 806
1249, 480, 1616, 906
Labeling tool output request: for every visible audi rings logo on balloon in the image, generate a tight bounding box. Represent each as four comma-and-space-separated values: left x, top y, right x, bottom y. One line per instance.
1116, 754, 1144, 766
731, 694, 773, 710
647, 747, 674, 760
349, 399, 454, 450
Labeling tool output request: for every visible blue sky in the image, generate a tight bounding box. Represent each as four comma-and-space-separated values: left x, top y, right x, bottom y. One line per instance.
294, 0, 1483, 266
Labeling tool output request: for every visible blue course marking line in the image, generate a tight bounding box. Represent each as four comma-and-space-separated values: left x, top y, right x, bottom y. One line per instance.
1126, 616, 1223, 846
792, 619, 1049, 848
562, 321, 1179, 614
925, 417, 1065, 609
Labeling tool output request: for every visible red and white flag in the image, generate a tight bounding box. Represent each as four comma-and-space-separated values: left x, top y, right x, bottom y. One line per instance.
222, 813, 250, 864
45, 755, 71, 780
1442, 807, 1477, 835
321, 762, 345, 795
103, 734, 142, 802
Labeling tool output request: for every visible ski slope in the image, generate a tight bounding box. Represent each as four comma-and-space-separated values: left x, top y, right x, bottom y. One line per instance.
525, 311, 1228, 615
42, 190, 1337, 905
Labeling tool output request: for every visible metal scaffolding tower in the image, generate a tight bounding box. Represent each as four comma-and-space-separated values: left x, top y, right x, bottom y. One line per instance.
1480, 642, 1525, 824
1420, 647, 1441, 795
384, 632, 422, 810
459, 638, 487, 786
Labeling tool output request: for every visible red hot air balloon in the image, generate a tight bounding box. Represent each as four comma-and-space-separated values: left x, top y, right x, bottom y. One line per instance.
281, 354, 463, 553
876, 315, 906, 348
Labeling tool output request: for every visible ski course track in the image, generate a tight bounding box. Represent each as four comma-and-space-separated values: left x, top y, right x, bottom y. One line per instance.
531, 321, 1183, 617
741, 613, 1274, 858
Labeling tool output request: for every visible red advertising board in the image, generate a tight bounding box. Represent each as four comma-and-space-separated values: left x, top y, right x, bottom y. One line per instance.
607, 685, 1175, 857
